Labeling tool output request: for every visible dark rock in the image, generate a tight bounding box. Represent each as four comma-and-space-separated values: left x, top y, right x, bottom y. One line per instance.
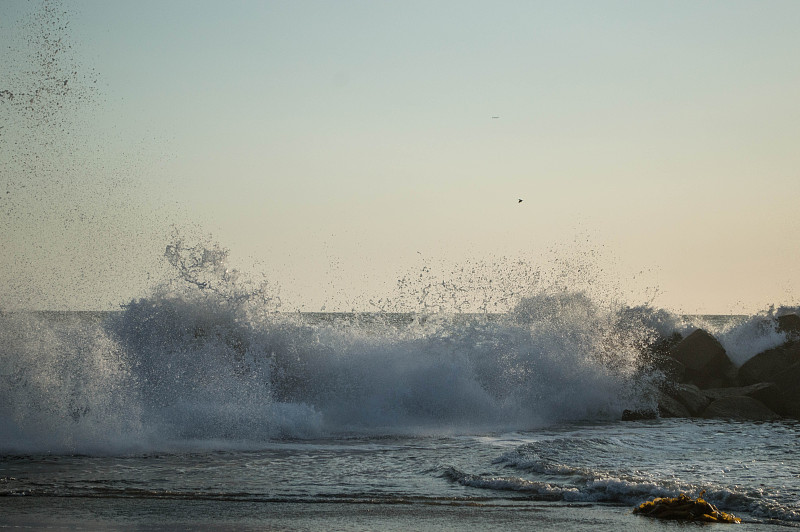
657, 391, 691, 418
649, 353, 686, 384
773, 361, 800, 418
777, 314, 800, 338
702, 383, 785, 415
646, 354, 686, 385
622, 409, 658, 421
738, 342, 800, 385
667, 383, 710, 416
668, 329, 737, 388
649, 331, 684, 358
700, 396, 781, 421
703, 382, 779, 400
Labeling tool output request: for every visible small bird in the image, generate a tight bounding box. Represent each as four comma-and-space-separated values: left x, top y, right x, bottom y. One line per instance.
518, 198, 523, 203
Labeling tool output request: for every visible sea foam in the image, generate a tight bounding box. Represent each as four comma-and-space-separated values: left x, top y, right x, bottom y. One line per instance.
0, 239, 789, 454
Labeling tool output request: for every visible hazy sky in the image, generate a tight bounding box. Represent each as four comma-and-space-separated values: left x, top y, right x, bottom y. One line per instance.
2, 0, 799, 313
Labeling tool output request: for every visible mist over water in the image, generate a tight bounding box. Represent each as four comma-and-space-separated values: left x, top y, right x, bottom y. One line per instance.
1, 0, 175, 310
1, 236, 795, 456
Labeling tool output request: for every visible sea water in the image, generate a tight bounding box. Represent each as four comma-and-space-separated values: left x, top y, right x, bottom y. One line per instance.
1, 421, 798, 530
2, 246, 799, 530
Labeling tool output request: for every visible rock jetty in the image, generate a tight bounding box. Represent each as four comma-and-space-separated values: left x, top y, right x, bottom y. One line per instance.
623, 314, 800, 422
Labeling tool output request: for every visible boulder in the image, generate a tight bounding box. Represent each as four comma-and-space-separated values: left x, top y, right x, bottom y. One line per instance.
649, 331, 684, 358
777, 314, 800, 338
773, 361, 800, 418
668, 329, 737, 388
622, 409, 658, 421
702, 383, 785, 415
700, 396, 781, 421
650, 353, 686, 384
666, 383, 710, 416
738, 342, 800, 385
657, 391, 691, 418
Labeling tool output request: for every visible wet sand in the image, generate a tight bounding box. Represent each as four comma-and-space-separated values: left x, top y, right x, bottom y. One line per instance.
0, 497, 777, 531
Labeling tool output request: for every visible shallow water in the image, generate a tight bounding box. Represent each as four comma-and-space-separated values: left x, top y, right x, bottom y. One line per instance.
2, 280, 799, 529
2, 419, 798, 529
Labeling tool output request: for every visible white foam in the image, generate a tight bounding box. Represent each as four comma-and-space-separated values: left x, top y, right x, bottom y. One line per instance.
694, 306, 800, 366
3, 240, 793, 454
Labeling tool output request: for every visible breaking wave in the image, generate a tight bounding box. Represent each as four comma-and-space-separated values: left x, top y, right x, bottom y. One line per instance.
0, 238, 795, 454
444, 426, 800, 522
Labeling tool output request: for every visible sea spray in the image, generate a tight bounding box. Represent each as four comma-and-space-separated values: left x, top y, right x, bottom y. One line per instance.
711, 306, 800, 366
1, 238, 688, 453
0, 311, 142, 454
106, 237, 322, 442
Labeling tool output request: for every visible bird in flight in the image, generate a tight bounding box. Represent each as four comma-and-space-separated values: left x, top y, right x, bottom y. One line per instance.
518, 198, 523, 203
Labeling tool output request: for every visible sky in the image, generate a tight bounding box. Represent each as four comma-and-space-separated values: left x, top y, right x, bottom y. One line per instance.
1, 0, 799, 313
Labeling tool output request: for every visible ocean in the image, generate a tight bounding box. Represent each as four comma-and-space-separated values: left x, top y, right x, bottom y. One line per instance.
2, 253, 799, 530
3, 1, 799, 528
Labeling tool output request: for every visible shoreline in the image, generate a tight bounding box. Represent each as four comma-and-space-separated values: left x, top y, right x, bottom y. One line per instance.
1, 496, 774, 532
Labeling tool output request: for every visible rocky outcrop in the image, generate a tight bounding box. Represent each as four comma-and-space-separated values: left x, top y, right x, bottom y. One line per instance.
657, 391, 691, 418
667, 384, 711, 416
650, 353, 686, 384
702, 383, 784, 413
648, 331, 684, 358
621, 316, 800, 423
738, 342, 800, 385
668, 329, 737, 389
773, 361, 800, 418
700, 396, 781, 421
777, 314, 800, 338
622, 408, 657, 421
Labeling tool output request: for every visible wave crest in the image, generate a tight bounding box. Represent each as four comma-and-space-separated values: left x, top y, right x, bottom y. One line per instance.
4, 237, 784, 454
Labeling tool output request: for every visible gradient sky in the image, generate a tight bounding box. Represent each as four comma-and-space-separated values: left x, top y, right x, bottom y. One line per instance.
2, 0, 799, 313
